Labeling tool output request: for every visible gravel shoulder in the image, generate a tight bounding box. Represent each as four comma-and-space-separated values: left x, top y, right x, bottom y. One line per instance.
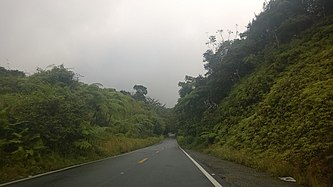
185, 149, 298, 187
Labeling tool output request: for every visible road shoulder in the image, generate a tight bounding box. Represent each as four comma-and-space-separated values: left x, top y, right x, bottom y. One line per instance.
185, 149, 297, 187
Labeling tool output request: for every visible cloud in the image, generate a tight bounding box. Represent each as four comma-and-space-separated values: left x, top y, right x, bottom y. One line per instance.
0, 0, 263, 107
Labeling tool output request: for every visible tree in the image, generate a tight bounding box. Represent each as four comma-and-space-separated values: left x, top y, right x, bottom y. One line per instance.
133, 85, 147, 102
0, 67, 25, 77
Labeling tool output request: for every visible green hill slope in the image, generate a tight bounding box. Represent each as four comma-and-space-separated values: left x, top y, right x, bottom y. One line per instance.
0, 65, 166, 182
208, 21, 333, 186
175, 1, 333, 186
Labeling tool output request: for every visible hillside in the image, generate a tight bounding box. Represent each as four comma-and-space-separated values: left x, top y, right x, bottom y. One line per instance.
175, 0, 333, 186
0, 65, 167, 182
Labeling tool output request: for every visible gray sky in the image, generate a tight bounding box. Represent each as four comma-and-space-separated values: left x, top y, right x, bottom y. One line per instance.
0, 0, 263, 107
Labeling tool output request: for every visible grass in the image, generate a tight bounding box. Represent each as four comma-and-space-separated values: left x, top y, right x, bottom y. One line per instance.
202, 145, 332, 187
0, 136, 163, 184
99, 136, 163, 156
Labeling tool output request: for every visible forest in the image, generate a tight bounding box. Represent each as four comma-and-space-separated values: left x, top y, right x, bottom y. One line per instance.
175, 0, 333, 186
1, 0, 333, 186
0, 65, 169, 182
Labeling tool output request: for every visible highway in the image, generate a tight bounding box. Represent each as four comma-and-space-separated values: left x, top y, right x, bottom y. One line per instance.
5, 139, 220, 187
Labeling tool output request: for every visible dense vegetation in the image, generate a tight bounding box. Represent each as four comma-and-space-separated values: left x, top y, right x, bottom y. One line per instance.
175, 0, 333, 186
0, 65, 168, 183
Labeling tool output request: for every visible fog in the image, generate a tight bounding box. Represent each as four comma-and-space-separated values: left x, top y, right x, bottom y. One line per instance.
0, 0, 263, 107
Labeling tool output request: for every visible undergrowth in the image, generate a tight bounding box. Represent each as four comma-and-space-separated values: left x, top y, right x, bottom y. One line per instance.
0, 136, 162, 184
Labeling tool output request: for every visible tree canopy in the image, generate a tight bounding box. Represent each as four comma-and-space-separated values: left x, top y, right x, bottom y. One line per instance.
175, 0, 333, 186
0, 65, 168, 182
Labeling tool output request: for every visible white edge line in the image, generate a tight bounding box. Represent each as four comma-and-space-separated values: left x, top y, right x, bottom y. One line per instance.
0, 146, 151, 187
179, 146, 222, 187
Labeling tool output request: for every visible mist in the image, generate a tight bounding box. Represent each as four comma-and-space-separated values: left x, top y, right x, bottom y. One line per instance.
0, 0, 263, 107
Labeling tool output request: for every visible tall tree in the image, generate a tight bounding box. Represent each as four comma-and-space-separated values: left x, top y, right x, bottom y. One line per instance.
133, 85, 148, 102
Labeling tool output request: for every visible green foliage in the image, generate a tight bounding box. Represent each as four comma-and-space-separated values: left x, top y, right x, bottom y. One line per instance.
0, 67, 25, 77
133, 84, 148, 102
175, 1, 333, 186
0, 65, 167, 183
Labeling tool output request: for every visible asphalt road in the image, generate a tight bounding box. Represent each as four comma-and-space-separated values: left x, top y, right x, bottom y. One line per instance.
5, 139, 217, 187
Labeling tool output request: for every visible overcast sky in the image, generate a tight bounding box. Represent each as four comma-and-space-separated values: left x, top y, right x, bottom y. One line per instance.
0, 0, 263, 107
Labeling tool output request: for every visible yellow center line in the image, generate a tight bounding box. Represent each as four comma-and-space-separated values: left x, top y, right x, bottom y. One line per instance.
138, 157, 148, 164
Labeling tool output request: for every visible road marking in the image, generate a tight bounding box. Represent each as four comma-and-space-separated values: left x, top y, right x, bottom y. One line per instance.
138, 157, 148, 164
0, 146, 152, 187
179, 146, 223, 187
155, 151, 159, 153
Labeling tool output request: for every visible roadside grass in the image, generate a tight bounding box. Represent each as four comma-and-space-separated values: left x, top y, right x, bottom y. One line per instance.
205, 145, 293, 176
177, 135, 331, 186
0, 136, 163, 184
99, 136, 163, 156
202, 145, 331, 187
